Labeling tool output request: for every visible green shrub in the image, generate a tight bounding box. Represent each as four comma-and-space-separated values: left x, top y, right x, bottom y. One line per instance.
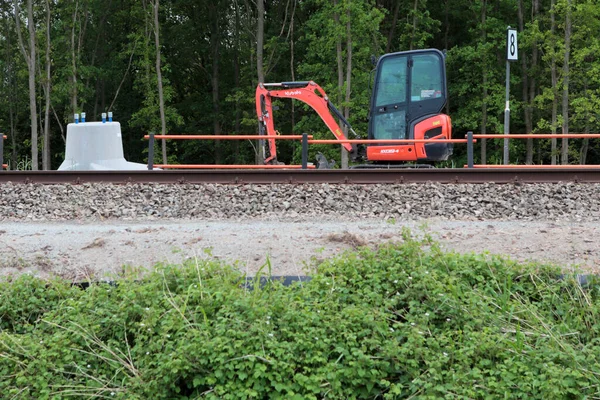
1, 231, 600, 399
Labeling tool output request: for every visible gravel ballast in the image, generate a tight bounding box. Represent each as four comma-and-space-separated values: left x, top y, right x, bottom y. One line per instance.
0, 182, 598, 221
1, 182, 599, 280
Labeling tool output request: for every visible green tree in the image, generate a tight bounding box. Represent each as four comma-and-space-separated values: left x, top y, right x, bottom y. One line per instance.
13, 0, 39, 170
568, 0, 600, 164
446, 1, 507, 165
295, 0, 384, 166
129, 0, 182, 165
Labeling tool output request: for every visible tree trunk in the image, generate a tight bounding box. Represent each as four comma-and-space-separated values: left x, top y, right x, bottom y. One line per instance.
561, 0, 571, 165
256, 0, 265, 83
14, 0, 39, 170
410, 0, 418, 50
153, 0, 168, 165
5, 16, 17, 169
43, 0, 52, 170
333, 0, 347, 168
550, 0, 557, 165
580, 77, 589, 164
9, 99, 17, 169
209, 3, 222, 163
334, 0, 343, 105
87, 0, 111, 111
480, 0, 487, 165
289, 0, 296, 134
518, 0, 533, 164
233, 2, 241, 163
256, 0, 265, 164
71, 1, 79, 114
444, 0, 449, 51
580, 137, 589, 165
444, 0, 450, 116
92, 39, 107, 120
28, 0, 38, 170
108, 41, 137, 112
385, 1, 401, 53
530, 0, 539, 163
342, 4, 352, 170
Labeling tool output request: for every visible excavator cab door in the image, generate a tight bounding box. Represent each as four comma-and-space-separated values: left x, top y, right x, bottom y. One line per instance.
367, 49, 452, 162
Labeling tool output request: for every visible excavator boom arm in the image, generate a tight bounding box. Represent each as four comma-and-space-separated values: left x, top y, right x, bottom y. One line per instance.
256, 81, 354, 164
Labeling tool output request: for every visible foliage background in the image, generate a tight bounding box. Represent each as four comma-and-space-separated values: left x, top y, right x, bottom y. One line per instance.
1, 0, 599, 168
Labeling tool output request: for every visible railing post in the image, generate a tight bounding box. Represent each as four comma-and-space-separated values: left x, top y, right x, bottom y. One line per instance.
301, 132, 308, 170
467, 131, 473, 168
0, 134, 4, 170
147, 132, 155, 170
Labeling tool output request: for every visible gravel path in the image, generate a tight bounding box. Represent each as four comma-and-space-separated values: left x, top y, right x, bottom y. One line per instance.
1, 218, 598, 281
1, 182, 599, 280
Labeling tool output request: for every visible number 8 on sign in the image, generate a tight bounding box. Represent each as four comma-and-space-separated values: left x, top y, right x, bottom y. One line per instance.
507, 28, 518, 61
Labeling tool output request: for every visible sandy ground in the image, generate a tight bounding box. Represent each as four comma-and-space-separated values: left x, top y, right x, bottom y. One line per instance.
0, 218, 599, 281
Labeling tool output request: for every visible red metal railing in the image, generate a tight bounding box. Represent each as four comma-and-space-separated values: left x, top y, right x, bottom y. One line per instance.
145, 133, 315, 170
474, 133, 600, 139
146, 132, 476, 170
307, 138, 469, 144
144, 134, 312, 141
466, 132, 600, 168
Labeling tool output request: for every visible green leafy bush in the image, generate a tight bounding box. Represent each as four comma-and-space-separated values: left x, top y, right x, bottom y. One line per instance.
1, 231, 600, 399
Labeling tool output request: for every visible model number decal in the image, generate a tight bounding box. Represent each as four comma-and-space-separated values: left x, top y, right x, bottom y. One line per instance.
379, 149, 400, 154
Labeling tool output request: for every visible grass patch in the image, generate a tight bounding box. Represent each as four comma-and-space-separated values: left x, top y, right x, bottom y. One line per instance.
0, 229, 599, 399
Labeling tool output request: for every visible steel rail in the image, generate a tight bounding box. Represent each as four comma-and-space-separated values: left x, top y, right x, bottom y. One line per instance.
467, 164, 600, 169
1, 168, 600, 184
474, 134, 600, 139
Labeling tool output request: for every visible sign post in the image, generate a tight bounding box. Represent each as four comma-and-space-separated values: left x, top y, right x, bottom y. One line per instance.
504, 27, 518, 165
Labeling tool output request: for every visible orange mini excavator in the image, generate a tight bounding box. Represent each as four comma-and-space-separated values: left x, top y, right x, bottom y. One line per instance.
255, 48, 453, 167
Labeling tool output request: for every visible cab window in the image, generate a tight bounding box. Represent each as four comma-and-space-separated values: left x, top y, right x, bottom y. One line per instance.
410, 54, 443, 102
375, 56, 407, 107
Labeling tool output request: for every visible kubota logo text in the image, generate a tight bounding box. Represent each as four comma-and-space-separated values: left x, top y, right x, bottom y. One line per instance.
285, 90, 302, 96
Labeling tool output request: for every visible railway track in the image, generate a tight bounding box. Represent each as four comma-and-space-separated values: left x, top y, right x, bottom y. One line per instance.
0, 168, 600, 184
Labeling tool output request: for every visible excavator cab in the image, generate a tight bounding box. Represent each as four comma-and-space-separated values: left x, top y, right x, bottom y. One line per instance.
367, 49, 452, 162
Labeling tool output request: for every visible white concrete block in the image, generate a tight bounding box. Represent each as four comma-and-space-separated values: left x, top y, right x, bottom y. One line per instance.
58, 121, 149, 171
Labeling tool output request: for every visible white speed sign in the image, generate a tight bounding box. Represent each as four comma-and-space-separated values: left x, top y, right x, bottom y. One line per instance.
507, 28, 518, 61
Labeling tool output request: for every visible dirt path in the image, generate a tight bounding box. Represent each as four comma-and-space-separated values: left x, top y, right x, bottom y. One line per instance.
0, 218, 598, 280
